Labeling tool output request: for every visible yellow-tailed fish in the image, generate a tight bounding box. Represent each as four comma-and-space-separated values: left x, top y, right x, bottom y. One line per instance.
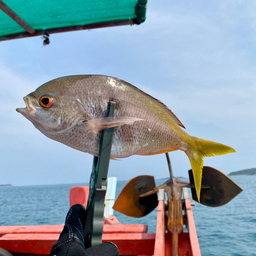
16, 75, 235, 200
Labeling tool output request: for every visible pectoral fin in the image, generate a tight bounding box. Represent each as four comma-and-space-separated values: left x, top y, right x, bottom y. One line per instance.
87, 117, 144, 133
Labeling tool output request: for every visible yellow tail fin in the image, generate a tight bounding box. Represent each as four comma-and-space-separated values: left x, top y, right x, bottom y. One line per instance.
186, 137, 235, 201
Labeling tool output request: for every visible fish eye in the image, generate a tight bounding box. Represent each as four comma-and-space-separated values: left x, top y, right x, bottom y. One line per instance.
39, 96, 54, 108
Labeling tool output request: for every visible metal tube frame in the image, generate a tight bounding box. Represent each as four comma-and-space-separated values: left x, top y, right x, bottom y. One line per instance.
0, 0, 35, 35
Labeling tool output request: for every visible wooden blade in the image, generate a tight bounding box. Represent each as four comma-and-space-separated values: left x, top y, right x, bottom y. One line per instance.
113, 175, 158, 217
189, 166, 243, 207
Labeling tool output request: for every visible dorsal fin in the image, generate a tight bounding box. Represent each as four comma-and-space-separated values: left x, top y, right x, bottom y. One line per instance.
118, 78, 186, 129
159, 101, 185, 129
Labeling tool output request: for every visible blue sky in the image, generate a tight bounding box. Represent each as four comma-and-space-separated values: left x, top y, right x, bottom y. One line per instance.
0, 1, 255, 185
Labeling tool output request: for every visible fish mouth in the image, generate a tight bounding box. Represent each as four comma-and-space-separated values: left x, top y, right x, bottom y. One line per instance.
16, 96, 36, 115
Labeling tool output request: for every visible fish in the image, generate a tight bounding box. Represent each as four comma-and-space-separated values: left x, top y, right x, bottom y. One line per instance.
16, 75, 235, 200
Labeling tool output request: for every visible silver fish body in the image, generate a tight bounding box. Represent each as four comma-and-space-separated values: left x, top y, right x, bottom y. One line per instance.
17, 75, 187, 158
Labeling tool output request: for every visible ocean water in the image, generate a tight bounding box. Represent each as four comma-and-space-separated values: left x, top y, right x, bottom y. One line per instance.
0, 176, 254, 256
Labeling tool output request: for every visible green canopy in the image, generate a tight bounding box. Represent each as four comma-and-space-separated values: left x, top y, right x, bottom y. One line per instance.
0, 0, 147, 41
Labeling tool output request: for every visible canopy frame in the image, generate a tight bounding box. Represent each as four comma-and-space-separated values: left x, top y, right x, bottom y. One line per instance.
0, 0, 147, 42
0, 0, 35, 35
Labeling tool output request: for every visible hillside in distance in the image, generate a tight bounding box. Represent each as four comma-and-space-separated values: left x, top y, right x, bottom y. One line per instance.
228, 168, 256, 176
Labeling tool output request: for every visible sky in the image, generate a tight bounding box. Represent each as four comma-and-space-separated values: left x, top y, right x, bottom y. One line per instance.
0, 1, 255, 186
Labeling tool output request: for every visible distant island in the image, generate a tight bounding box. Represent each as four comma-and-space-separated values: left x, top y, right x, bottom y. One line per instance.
0, 184, 12, 187
228, 168, 256, 176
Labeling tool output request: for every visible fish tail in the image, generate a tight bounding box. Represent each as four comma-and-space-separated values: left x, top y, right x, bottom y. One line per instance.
186, 136, 235, 201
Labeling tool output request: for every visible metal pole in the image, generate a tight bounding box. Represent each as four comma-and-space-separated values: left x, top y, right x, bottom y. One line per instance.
165, 153, 174, 184
84, 101, 116, 248
0, 20, 133, 42
0, 0, 35, 35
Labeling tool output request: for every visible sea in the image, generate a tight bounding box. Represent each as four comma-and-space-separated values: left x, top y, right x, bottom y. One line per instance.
0, 175, 255, 256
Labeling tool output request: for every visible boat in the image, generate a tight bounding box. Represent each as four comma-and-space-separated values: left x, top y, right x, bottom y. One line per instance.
0, 1, 242, 255
0, 184, 200, 256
